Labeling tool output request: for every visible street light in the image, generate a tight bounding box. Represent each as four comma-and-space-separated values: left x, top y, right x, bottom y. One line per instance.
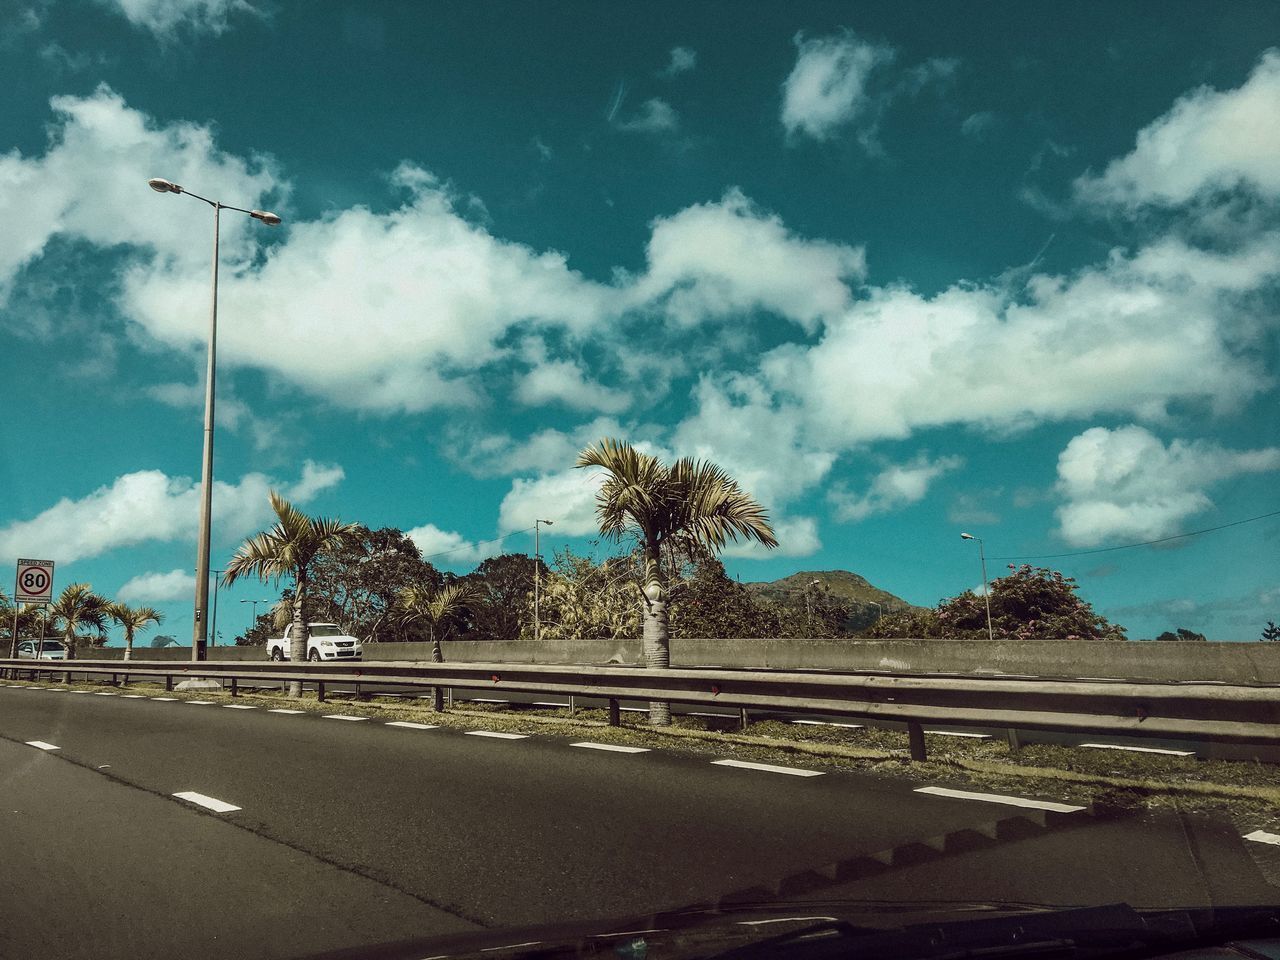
240, 598, 272, 632
960, 533, 995, 642
534, 519, 554, 641
151, 177, 282, 662
804, 578, 820, 633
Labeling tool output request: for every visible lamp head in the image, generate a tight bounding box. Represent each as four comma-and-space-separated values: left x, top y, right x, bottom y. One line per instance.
148, 177, 182, 194
960, 533, 975, 540
250, 210, 282, 226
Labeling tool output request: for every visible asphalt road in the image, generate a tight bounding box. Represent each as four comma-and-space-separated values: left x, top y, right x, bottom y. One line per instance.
1, 682, 1278, 959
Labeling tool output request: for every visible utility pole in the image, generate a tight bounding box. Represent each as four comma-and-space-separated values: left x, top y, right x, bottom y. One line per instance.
961, 533, 995, 642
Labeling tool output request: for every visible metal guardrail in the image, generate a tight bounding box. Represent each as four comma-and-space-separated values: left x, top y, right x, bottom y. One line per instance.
4, 658, 1279, 761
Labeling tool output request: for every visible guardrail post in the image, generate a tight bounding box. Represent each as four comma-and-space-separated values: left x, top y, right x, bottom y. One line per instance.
447, 688, 454, 708
165, 674, 173, 692
316, 681, 325, 703
608, 698, 620, 726
568, 695, 576, 716
739, 707, 749, 731
1006, 728, 1022, 752
433, 686, 445, 712
907, 721, 927, 762
354, 682, 366, 702
229, 677, 238, 698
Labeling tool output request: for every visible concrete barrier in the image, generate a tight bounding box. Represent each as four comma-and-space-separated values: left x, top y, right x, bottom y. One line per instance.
85, 638, 1280, 684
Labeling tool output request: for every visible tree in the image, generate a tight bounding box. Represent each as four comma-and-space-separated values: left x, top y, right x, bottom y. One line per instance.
1155, 628, 1207, 642
576, 438, 777, 725
861, 608, 946, 639
669, 554, 782, 639
308, 526, 444, 641
107, 603, 163, 661
463, 553, 541, 640
395, 581, 481, 663
534, 549, 643, 641
1262, 621, 1280, 642
46, 583, 109, 661
223, 490, 360, 697
937, 565, 1125, 640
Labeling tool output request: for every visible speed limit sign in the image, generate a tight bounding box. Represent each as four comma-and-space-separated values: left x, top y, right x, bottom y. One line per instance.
14, 559, 55, 604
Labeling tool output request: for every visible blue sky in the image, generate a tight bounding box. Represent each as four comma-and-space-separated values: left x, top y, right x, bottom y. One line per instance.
1, 1, 1277, 643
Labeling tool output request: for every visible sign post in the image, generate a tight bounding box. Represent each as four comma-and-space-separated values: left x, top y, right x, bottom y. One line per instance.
9, 559, 55, 667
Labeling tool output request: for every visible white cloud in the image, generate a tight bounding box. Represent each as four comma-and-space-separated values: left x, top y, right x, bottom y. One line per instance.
0, 461, 343, 564
1054, 425, 1280, 546
960, 111, 997, 139
0, 85, 282, 304
660, 46, 697, 77
780, 30, 894, 141
721, 515, 821, 559
628, 189, 865, 332
450, 418, 631, 478
616, 98, 679, 134
830, 454, 963, 522
404, 524, 500, 567
498, 468, 605, 537
756, 233, 1280, 446
1076, 50, 1280, 209
97, 0, 261, 37
514, 359, 631, 413
117, 568, 196, 604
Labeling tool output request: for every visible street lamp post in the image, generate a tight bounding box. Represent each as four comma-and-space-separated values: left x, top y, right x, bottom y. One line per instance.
210, 568, 224, 647
868, 600, 882, 621
149, 178, 281, 662
240, 598, 271, 638
804, 578, 820, 634
960, 533, 995, 642
534, 519, 554, 641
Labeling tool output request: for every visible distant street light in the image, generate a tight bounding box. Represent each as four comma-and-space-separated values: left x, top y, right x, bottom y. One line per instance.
868, 600, 882, 620
534, 519, 554, 641
240, 598, 272, 630
805, 578, 820, 633
960, 533, 995, 642
151, 177, 281, 662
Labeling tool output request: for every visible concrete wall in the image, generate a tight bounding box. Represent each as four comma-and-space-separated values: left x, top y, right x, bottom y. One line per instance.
85, 638, 1280, 684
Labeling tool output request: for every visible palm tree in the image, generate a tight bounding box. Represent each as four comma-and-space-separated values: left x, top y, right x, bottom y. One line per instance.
47, 583, 109, 662
396, 581, 481, 663
396, 581, 481, 711
575, 438, 778, 725
223, 490, 359, 697
107, 603, 164, 661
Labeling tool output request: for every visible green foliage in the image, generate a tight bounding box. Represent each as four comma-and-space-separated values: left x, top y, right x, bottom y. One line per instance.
395, 581, 483, 661
669, 554, 781, 639
1155, 628, 1208, 642
1262, 621, 1280, 642
46, 582, 110, 659
861, 608, 946, 639
534, 549, 642, 640
462, 553, 543, 640
936, 565, 1125, 640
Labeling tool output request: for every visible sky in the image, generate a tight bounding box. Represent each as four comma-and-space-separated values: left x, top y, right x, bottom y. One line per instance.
0, 1, 1277, 644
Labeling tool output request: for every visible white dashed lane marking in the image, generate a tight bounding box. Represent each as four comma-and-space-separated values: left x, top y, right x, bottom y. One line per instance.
92, 691, 117, 696
25, 741, 59, 751
222, 704, 257, 710
915, 786, 1085, 814
267, 708, 305, 714
711, 759, 823, 778
186, 700, 216, 705
322, 714, 368, 722
1245, 830, 1280, 846
571, 742, 650, 754
1079, 743, 1194, 757
386, 721, 439, 730
173, 791, 241, 814
465, 731, 528, 740
150, 697, 178, 701
120, 694, 145, 698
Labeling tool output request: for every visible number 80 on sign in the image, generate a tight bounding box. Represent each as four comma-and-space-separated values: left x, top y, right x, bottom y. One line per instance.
15, 559, 55, 604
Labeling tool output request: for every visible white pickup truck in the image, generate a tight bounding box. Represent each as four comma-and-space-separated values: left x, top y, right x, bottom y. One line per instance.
266, 623, 363, 662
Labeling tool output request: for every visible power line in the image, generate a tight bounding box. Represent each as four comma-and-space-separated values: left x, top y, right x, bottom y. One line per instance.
990, 508, 1280, 561
419, 525, 537, 562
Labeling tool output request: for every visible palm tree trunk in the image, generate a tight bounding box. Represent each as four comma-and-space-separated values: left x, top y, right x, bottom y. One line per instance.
124, 631, 133, 662
288, 571, 308, 697
642, 543, 671, 726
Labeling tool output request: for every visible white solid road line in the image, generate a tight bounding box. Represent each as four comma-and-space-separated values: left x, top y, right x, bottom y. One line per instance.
386, 721, 440, 730
222, 704, 257, 710
1245, 830, 1280, 846
571, 742, 650, 754
150, 697, 178, 701
915, 786, 1085, 813
712, 759, 824, 777
25, 741, 59, 751
323, 714, 368, 721
1078, 743, 1195, 757
173, 791, 241, 814
925, 731, 993, 739
465, 731, 528, 740
268, 708, 305, 714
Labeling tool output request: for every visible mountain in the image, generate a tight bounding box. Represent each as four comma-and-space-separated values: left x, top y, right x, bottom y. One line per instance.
743, 570, 926, 632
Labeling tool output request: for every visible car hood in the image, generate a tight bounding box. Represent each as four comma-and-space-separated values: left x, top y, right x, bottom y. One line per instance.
289, 900, 1280, 960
